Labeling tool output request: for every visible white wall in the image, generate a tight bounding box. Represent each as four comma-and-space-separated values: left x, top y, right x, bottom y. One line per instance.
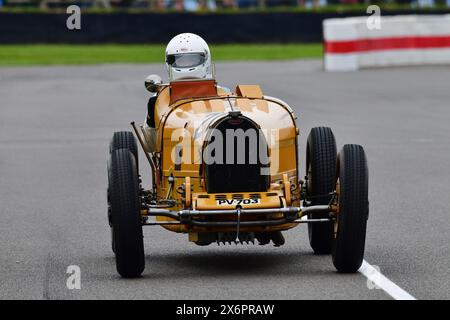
323, 15, 450, 71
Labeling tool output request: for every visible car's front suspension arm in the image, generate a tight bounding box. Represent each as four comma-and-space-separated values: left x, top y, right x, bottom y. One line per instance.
141, 205, 333, 227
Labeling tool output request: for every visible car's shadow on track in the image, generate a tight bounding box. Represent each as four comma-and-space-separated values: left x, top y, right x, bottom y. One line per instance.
128, 249, 341, 279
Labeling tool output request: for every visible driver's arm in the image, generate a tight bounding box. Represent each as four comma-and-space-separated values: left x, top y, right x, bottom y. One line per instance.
146, 95, 157, 128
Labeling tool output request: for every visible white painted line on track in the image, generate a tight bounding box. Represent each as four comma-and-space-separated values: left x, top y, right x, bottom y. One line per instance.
359, 260, 416, 300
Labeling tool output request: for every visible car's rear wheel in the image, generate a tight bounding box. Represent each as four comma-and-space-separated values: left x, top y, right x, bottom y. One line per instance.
110, 131, 138, 171
108, 131, 139, 253
107, 157, 114, 253
109, 149, 145, 278
306, 127, 337, 254
332, 144, 369, 273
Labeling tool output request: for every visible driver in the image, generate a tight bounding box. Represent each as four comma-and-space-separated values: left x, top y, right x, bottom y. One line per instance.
146, 33, 214, 127
165, 33, 212, 81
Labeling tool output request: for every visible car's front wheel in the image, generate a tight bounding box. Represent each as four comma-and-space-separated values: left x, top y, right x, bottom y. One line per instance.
109, 148, 145, 278
306, 127, 337, 254
332, 144, 369, 273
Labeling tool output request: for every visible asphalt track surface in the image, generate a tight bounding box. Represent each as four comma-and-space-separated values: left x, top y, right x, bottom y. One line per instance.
1, 60, 449, 300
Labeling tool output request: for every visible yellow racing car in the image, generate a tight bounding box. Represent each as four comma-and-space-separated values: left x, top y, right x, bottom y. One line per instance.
107, 77, 369, 278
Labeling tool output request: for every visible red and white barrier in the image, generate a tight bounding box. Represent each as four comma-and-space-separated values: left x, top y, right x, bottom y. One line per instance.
323, 15, 450, 71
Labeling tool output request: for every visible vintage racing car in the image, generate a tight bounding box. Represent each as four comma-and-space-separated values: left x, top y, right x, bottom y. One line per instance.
107, 77, 369, 278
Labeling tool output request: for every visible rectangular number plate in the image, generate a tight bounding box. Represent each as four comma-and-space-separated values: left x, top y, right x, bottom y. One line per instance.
216, 198, 260, 206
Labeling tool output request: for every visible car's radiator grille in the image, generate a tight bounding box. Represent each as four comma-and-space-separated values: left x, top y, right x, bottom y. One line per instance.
204, 114, 270, 193
213, 193, 262, 200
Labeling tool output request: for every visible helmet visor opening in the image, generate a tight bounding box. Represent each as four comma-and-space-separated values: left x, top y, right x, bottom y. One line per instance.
167, 53, 206, 68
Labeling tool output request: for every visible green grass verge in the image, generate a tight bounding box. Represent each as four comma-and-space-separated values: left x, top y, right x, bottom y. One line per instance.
0, 44, 322, 66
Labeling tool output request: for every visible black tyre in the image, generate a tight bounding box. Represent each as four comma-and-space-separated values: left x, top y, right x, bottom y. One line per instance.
332, 144, 369, 273
306, 127, 337, 254
109, 149, 145, 278
107, 158, 114, 253
110, 131, 138, 171
108, 132, 139, 254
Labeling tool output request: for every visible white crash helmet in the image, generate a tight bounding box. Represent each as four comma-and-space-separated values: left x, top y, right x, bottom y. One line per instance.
165, 33, 212, 81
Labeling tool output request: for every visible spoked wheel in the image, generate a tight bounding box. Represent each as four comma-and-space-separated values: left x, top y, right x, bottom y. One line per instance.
306, 127, 337, 254
332, 144, 369, 273
108, 148, 145, 278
